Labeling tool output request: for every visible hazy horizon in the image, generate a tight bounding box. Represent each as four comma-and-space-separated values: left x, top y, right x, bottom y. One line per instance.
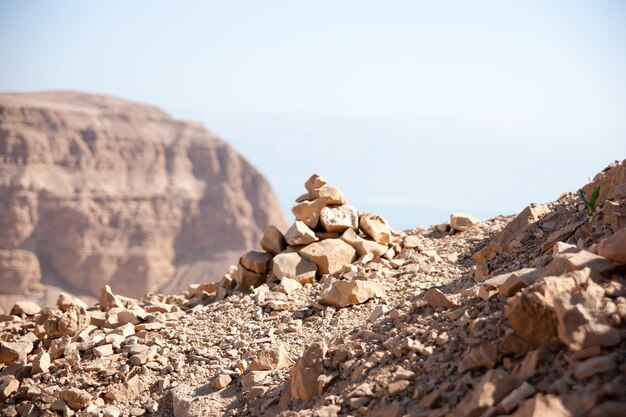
1, 1, 625, 229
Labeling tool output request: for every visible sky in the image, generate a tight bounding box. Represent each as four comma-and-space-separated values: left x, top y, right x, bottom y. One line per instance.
1, 1, 625, 230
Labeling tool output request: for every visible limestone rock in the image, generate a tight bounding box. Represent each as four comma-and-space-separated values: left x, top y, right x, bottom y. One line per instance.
235, 263, 267, 290
458, 343, 498, 373
0, 377, 19, 401
290, 341, 328, 401
450, 213, 480, 232
276, 277, 303, 294
573, 354, 615, 379
320, 205, 358, 232
340, 229, 388, 258
32, 352, 51, 374
59, 388, 92, 410
310, 186, 348, 205
0, 91, 288, 301
284, 221, 319, 246
211, 374, 232, 390
299, 239, 356, 275
10, 300, 41, 316
597, 228, 626, 263
510, 394, 571, 417
423, 288, 454, 309
100, 285, 124, 312
38, 304, 90, 339
0, 341, 33, 364
320, 280, 386, 308
359, 213, 392, 244
57, 292, 88, 312
240, 251, 273, 274
454, 370, 520, 417
292, 198, 328, 229
272, 252, 317, 284
260, 226, 287, 255
304, 173, 327, 193
249, 341, 294, 371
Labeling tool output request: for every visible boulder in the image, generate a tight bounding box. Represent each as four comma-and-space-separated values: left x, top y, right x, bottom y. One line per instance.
450, 213, 480, 232
240, 251, 273, 274
272, 252, 317, 284
304, 173, 327, 193
320, 205, 358, 232
423, 288, 454, 309
310, 186, 348, 205
38, 305, 90, 339
59, 388, 92, 410
320, 280, 386, 308
292, 198, 328, 229
454, 370, 521, 417
249, 341, 294, 371
359, 213, 392, 244
10, 300, 41, 316
340, 229, 388, 258
0, 341, 33, 364
597, 228, 626, 263
284, 221, 319, 246
57, 293, 88, 312
260, 226, 287, 255
235, 264, 267, 289
0, 377, 19, 402
299, 239, 356, 275
32, 352, 51, 374
100, 285, 124, 312
290, 341, 328, 401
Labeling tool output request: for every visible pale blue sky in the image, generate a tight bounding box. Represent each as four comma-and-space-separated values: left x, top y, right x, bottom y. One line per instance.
1, 1, 625, 229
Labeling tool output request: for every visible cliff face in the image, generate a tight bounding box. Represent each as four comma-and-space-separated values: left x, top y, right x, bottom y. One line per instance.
0, 91, 287, 306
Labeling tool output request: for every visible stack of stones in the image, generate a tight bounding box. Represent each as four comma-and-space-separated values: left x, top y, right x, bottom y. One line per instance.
234, 174, 393, 289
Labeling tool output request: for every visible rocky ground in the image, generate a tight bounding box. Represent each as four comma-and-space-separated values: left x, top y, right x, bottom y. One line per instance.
1, 162, 625, 417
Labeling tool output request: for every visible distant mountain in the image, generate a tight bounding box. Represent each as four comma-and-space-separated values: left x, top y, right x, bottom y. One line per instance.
0, 90, 288, 310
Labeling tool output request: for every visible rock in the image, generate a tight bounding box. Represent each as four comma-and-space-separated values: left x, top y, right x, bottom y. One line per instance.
93, 344, 114, 358
39, 304, 90, 338
0, 377, 19, 401
32, 352, 51, 374
510, 394, 571, 417
597, 228, 626, 263
240, 251, 273, 274
498, 382, 536, 415
284, 221, 319, 246
458, 343, 498, 373
423, 288, 454, 309
292, 198, 328, 229
290, 341, 328, 401
276, 277, 303, 294
454, 370, 520, 417
340, 229, 388, 258
497, 268, 543, 297
304, 173, 327, 193
450, 213, 480, 232
101, 406, 121, 417
100, 285, 124, 312
249, 341, 294, 371
320, 205, 358, 232
235, 263, 267, 289
130, 346, 158, 366
320, 280, 386, 308
10, 301, 41, 316
260, 226, 287, 255
57, 293, 88, 312
211, 374, 232, 390
299, 239, 356, 275
0, 341, 33, 364
310, 186, 348, 205
542, 246, 617, 281
272, 252, 317, 284
387, 379, 410, 396
359, 213, 392, 244
573, 355, 615, 379
59, 388, 92, 410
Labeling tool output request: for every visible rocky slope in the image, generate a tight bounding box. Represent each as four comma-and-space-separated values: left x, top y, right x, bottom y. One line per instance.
0, 162, 625, 417
0, 91, 288, 311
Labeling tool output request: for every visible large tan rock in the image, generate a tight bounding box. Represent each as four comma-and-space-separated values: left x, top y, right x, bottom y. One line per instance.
291, 198, 328, 229
249, 341, 294, 371
38, 304, 90, 339
235, 263, 267, 289
320, 205, 358, 232
0, 91, 288, 302
260, 226, 287, 255
10, 300, 41, 316
359, 213, 392, 244
454, 370, 521, 417
581, 159, 626, 208
299, 239, 356, 275
340, 229, 388, 258
59, 388, 92, 410
304, 173, 327, 193
510, 394, 571, 417
0, 341, 33, 364
310, 186, 348, 205
597, 228, 626, 263
272, 252, 317, 284
450, 213, 480, 232
290, 341, 328, 401
320, 280, 386, 307
240, 251, 273, 274
284, 221, 319, 246
423, 288, 454, 309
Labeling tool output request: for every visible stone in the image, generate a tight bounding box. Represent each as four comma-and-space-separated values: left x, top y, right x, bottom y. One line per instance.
235, 263, 267, 289
130, 346, 158, 366
292, 198, 328, 229
310, 186, 348, 205
284, 221, 319, 246
450, 213, 480, 232
573, 355, 615, 379
0, 377, 19, 401
299, 239, 356, 275
510, 394, 571, 417
0, 341, 33, 364
597, 228, 626, 263
32, 352, 51, 374
497, 268, 543, 297
249, 341, 294, 371
211, 374, 232, 390
240, 251, 273, 274
340, 229, 388, 258
320, 205, 359, 232
100, 285, 124, 312
276, 277, 303, 294
260, 226, 287, 255
93, 344, 114, 357
423, 288, 454, 309
387, 379, 410, 396
101, 406, 121, 417
10, 301, 41, 316
359, 213, 392, 244
454, 370, 520, 417
304, 173, 327, 193
272, 252, 317, 284
57, 293, 88, 312
320, 280, 386, 308
290, 341, 328, 401
59, 388, 92, 410
458, 343, 498, 373
498, 382, 536, 414
39, 304, 90, 338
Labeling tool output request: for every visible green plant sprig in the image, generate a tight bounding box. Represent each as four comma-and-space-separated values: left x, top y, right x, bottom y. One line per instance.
578, 186, 600, 214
